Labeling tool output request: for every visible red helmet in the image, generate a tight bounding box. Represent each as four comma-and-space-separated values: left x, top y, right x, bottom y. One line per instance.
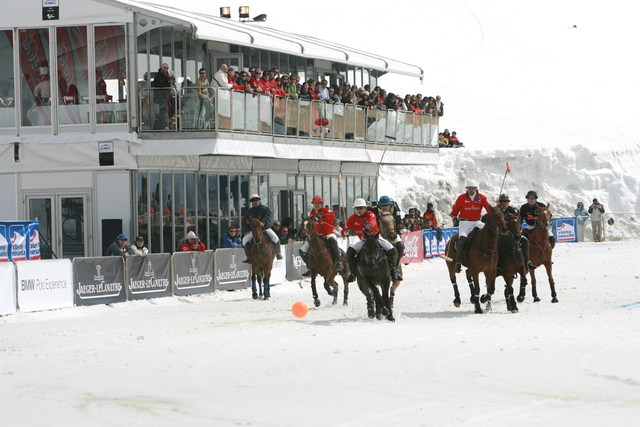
311, 195, 323, 203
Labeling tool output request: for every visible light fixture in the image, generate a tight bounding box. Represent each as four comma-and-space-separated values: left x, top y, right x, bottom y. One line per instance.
239, 6, 250, 20
220, 7, 231, 18
252, 14, 267, 22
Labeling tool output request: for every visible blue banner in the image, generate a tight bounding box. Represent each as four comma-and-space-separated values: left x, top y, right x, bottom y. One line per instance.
552, 217, 577, 243
0, 221, 41, 262
423, 227, 458, 259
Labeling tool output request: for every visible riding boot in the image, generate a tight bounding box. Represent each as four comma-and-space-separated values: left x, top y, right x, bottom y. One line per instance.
520, 236, 536, 270
455, 236, 467, 273
386, 248, 401, 281
274, 241, 283, 260
549, 235, 556, 249
299, 249, 311, 277
242, 243, 252, 264
394, 241, 405, 279
326, 238, 344, 271
346, 247, 357, 282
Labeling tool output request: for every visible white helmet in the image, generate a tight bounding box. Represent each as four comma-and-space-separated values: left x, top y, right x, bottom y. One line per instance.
249, 193, 261, 201
465, 182, 478, 189
353, 198, 368, 208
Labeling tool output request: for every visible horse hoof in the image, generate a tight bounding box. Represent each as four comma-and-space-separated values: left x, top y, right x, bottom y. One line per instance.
453, 299, 461, 308
551, 297, 559, 303
480, 294, 489, 303
252, 292, 258, 300
376, 313, 383, 320
343, 301, 348, 306
475, 306, 483, 314
511, 308, 519, 313
534, 297, 541, 303
263, 295, 270, 301
368, 312, 375, 319
386, 314, 396, 322
314, 299, 321, 307
516, 295, 525, 303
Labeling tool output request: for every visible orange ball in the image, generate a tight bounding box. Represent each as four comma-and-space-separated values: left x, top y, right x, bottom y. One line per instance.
291, 301, 308, 318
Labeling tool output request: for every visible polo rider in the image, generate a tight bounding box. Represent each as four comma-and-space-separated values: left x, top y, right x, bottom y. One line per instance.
373, 195, 404, 279
299, 195, 344, 276
519, 190, 555, 252
242, 193, 283, 263
496, 193, 536, 270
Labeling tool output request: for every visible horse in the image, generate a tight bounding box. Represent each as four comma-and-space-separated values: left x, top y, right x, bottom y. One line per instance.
378, 211, 402, 308
300, 218, 350, 307
483, 210, 527, 313
445, 207, 506, 314
356, 232, 394, 321
247, 216, 276, 300
518, 205, 557, 303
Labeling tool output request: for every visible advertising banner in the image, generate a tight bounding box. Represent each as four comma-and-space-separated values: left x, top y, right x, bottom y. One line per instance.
552, 217, 577, 243
423, 230, 435, 259
425, 228, 458, 260
0, 262, 16, 315
173, 251, 214, 296
16, 259, 73, 312
0, 221, 41, 262
126, 254, 172, 300
214, 248, 250, 291
73, 257, 126, 306
400, 231, 424, 263
285, 242, 305, 281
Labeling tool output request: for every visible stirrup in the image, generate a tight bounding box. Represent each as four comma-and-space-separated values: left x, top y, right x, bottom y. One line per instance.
527, 261, 537, 270
276, 253, 283, 260
243, 258, 252, 264
302, 270, 311, 277
455, 262, 462, 273
347, 273, 356, 283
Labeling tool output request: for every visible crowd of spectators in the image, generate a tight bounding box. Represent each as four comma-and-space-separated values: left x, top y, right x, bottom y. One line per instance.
438, 128, 464, 148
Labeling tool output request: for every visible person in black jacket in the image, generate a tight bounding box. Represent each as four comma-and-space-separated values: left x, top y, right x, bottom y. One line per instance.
152, 63, 174, 130
241, 194, 283, 263
519, 190, 555, 250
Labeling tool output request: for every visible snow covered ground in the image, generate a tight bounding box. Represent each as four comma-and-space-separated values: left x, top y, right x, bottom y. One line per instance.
1, 241, 639, 426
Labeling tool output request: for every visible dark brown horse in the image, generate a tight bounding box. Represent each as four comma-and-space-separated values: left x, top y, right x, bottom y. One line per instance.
518, 205, 557, 303
378, 211, 402, 307
483, 210, 527, 313
445, 207, 506, 314
300, 218, 350, 307
356, 232, 394, 321
248, 216, 276, 300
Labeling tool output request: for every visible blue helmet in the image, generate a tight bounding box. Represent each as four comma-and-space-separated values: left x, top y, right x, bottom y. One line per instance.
377, 195, 393, 206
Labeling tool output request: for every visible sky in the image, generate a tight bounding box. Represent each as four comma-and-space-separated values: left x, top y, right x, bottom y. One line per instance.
148, 0, 640, 148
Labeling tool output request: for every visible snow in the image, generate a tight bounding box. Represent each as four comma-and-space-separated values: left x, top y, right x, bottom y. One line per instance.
1, 1, 640, 425
1, 242, 639, 426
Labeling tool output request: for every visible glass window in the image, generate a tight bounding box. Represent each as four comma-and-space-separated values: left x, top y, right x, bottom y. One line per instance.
322, 176, 330, 208
0, 30, 15, 128
149, 172, 161, 253
95, 25, 127, 123
208, 174, 219, 244
161, 172, 173, 252
136, 172, 149, 244
19, 28, 50, 127
57, 26, 88, 125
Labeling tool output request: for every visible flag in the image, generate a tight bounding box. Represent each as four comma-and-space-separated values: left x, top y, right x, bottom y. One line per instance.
506, 162, 511, 173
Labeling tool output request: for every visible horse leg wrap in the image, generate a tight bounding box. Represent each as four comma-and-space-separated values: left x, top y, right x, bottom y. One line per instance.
455, 236, 467, 271
346, 247, 357, 282
327, 238, 344, 271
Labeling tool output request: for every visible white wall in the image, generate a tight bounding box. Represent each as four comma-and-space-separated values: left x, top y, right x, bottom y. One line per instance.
96, 171, 131, 250
0, 175, 17, 220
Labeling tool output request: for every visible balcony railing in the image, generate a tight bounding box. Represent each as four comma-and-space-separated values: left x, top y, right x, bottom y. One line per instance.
139, 87, 439, 148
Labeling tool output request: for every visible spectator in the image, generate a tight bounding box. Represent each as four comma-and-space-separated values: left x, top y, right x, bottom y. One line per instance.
588, 198, 605, 242
211, 64, 233, 90
435, 95, 444, 116
438, 132, 449, 148
287, 75, 299, 99
152, 63, 174, 129
129, 235, 149, 256
299, 81, 313, 100
574, 202, 589, 242
422, 202, 443, 241
221, 226, 243, 248
271, 220, 282, 236
95, 69, 108, 103
248, 68, 264, 93
278, 226, 293, 244
105, 233, 129, 258
195, 67, 214, 128
317, 79, 330, 102
448, 131, 463, 147
179, 231, 206, 252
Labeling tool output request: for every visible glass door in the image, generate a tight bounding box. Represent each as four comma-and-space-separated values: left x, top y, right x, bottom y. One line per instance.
26, 193, 89, 259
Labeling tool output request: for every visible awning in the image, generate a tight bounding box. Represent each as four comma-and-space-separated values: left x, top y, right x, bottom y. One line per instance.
102, 0, 423, 79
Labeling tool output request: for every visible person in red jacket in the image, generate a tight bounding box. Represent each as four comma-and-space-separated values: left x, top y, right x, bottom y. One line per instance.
342, 198, 400, 282
449, 183, 492, 272
299, 195, 344, 276
179, 231, 206, 252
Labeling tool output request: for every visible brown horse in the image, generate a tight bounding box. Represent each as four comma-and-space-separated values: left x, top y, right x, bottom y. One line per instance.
445, 207, 506, 314
518, 205, 557, 303
248, 216, 276, 300
484, 210, 527, 313
378, 211, 402, 307
300, 218, 350, 307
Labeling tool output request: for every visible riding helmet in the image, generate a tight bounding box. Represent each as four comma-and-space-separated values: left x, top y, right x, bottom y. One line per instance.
498, 193, 510, 201
311, 195, 323, 203
465, 182, 478, 189
353, 198, 368, 208
249, 193, 261, 202
377, 195, 393, 206
526, 190, 538, 199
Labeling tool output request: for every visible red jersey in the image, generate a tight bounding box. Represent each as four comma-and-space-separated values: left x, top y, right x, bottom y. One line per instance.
450, 192, 491, 221
309, 207, 336, 236
248, 77, 263, 93
343, 210, 379, 239
179, 241, 206, 252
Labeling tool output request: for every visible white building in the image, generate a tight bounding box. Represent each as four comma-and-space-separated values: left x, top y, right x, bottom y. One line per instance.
0, 0, 438, 258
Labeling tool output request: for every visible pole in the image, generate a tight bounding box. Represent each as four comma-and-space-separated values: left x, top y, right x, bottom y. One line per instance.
368, 135, 396, 201
498, 162, 511, 199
